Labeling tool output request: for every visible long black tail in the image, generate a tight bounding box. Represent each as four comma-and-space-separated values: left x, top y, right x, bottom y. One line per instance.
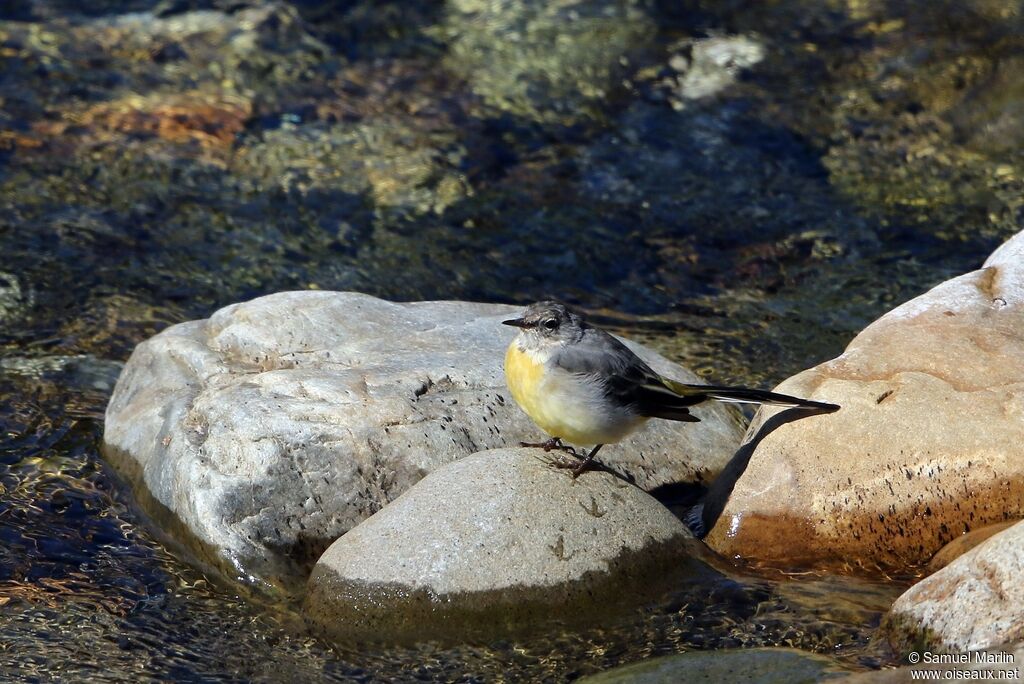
661, 379, 840, 412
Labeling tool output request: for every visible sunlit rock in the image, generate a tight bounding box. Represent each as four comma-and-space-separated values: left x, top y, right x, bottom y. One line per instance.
708, 229, 1024, 573
305, 448, 703, 642
104, 291, 742, 589
883, 519, 1024, 652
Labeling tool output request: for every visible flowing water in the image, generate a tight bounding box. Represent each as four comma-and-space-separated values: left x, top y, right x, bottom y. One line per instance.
1, 0, 1021, 680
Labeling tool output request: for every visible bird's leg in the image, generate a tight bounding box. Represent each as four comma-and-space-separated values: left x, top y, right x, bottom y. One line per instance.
571, 444, 604, 479
519, 436, 577, 456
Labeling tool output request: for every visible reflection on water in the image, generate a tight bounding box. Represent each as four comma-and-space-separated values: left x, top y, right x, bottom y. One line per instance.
1, 0, 1021, 679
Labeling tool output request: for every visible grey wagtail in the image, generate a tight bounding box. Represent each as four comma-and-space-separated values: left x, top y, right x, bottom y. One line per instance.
502, 301, 839, 477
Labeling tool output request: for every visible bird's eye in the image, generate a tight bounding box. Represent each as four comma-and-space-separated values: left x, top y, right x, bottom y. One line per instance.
542, 318, 558, 330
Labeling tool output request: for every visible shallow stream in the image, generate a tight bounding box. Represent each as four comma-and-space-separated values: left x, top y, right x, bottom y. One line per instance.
2, 0, 1021, 680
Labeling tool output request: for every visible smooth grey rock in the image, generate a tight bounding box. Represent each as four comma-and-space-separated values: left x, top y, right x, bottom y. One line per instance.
103, 291, 742, 589
884, 519, 1024, 652
579, 648, 850, 684
305, 448, 705, 642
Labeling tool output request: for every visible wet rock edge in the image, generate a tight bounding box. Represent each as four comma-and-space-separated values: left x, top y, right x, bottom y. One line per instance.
304, 532, 708, 645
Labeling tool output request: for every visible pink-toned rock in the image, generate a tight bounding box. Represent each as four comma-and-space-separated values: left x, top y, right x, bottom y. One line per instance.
708, 230, 1024, 573
884, 519, 1024, 652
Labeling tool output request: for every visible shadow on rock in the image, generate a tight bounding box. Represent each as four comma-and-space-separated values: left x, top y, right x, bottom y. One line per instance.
685, 405, 840, 540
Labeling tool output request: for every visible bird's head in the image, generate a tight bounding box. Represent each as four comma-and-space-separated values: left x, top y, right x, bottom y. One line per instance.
502, 300, 586, 349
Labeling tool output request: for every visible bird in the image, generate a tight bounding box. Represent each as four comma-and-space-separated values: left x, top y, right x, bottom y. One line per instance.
502, 300, 839, 477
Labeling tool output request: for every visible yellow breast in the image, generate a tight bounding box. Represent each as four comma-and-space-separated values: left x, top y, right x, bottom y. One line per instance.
504, 341, 643, 445
504, 343, 547, 426
503, 339, 630, 446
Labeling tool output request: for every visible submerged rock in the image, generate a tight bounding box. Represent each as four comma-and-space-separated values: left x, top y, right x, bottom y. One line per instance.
434, 0, 655, 125
0, 270, 29, 328
579, 647, 850, 684
837, 643, 1024, 683
305, 448, 705, 643
883, 519, 1024, 652
103, 291, 742, 589
231, 119, 470, 216
665, 35, 766, 106
707, 229, 1024, 573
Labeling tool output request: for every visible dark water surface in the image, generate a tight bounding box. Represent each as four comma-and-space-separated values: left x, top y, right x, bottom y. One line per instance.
1, 0, 1021, 680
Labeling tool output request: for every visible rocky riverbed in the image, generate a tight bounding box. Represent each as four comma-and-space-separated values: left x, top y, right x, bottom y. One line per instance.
101, 229, 1024, 663
4, 0, 1024, 680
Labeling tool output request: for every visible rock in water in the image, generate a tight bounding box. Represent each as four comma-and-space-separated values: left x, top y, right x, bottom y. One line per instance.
304, 448, 707, 643
883, 518, 1024, 652
926, 520, 1019, 573
103, 292, 742, 589
578, 647, 850, 684
707, 229, 1024, 573
837, 644, 1024, 683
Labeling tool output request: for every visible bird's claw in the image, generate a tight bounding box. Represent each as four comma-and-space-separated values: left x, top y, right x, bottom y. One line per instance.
545, 453, 594, 478
547, 452, 585, 470
519, 437, 577, 456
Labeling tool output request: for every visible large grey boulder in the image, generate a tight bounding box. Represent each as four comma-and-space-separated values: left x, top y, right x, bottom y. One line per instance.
883, 519, 1024, 652
708, 230, 1024, 573
305, 448, 705, 642
103, 292, 742, 589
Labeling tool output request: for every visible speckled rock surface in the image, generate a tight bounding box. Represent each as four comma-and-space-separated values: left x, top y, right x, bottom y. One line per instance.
304, 448, 703, 642
708, 230, 1024, 573
104, 291, 742, 589
883, 519, 1024, 652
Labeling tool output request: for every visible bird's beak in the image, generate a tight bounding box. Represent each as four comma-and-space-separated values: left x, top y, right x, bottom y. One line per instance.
502, 318, 530, 328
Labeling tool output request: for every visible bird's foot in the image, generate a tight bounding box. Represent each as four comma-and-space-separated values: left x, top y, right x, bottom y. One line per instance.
566, 444, 604, 479
545, 452, 584, 470
571, 460, 593, 479
547, 452, 595, 478
519, 437, 577, 456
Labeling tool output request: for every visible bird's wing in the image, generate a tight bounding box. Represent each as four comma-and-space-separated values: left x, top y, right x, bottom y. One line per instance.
550, 328, 703, 421
550, 328, 839, 418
